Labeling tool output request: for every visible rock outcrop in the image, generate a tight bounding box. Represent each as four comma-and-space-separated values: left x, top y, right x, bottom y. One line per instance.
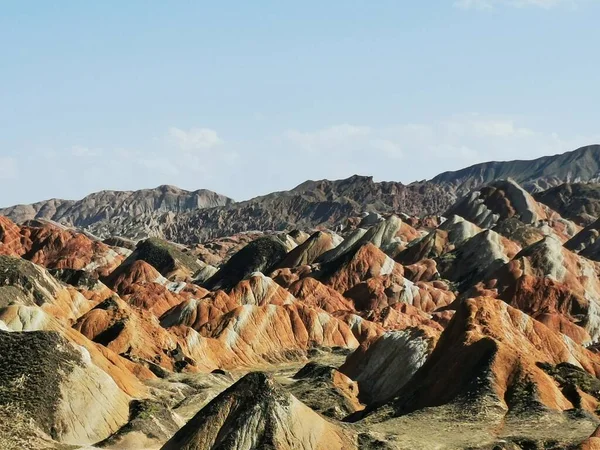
160, 372, 356, 450
203, 237, 288, 290
0, 329, 131, 446
470, 236, 600, 343
0, 184, 233, 240
341, 327, 437, 404
368, 297, 600, 420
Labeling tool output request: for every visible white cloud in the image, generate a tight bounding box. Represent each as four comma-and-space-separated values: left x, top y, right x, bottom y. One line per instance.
168, 127, 223, 151
284, 124, 371, 152
454, 0, 583, 9
0, 157, 18, 180
441, 115, 535, 138
281, 115, 600, 183
71, 145, 102, 157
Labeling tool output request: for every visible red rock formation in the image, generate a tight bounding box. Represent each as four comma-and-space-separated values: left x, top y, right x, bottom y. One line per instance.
103, 260, 199, 317
577, 426, 600, 450
73, 297, 183, 371
288, 277, 355, 313
375, 296, 600, 419
365, 303, 444, 332
270, 265, 313, 288
160, 272, 295, 331
396, 221, 422, 244
403, 258, 439, 282
333, 311, 384, 342
104, 259, 165, 292
470, 236, 600, 344
21, 223, 124, 277
0, 216, 124, 277
0, 216, 27, 256
194, 304, 359, 368
324, 243, 404, 294
344, 275, 455, 314
168, 303, 361, 371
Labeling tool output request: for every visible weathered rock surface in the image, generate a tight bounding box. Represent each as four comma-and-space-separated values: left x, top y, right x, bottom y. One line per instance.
160, 372, 357, 450
119, 237, 205, 281
0, 329, 130, 446
0, 184, 233, 240
535, 183, 600, 226
341, 328, 437, 404
276, 230, 342, 269
470, 236, 600, 344
289, 362, 363, 419
203, 237, 288, 290
368, 297, 600, 421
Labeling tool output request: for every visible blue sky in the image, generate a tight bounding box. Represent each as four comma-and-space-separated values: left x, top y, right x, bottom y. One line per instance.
1, 0, 599, 206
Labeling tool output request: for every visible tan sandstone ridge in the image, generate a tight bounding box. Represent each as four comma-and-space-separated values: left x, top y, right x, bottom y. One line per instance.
160, 372, 357, 450
0, 329, 131, 447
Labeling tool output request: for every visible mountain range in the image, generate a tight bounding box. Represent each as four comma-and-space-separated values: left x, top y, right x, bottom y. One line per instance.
2, 145, 600, 244
4, 145, 600, 448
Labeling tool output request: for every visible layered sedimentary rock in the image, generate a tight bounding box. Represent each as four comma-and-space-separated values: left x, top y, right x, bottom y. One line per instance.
3, 160, 600, 448
368, 297, 600, 420
276, 230, 342, 268
160, 372, 357, 450
0, 216, 125, 276
0, 255, 94, 323
341, 327, 437, 404
203, 237, 288, 290
0, 329, 131, 446
535, 182, 600, 226
444, 179, 579, 243
73, 296, 182, 371
119, 237, 206, 281
191, 304, 359, 368
470, 236, 600, 343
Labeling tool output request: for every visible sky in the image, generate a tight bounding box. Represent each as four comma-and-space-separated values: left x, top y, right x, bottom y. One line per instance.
1, 0, 599, 206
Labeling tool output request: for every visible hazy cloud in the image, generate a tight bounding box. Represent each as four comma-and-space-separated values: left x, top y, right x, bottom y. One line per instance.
284, 125, 372, 152
282, 115, 600, 184
168, 127, 223, 151
71, 145, 102, 157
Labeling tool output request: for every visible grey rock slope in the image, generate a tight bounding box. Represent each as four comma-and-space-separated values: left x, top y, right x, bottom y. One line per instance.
430, 144, 600, 197
534, 182, 600, 226
161, 176, 453, 244
0, 184, 233, 237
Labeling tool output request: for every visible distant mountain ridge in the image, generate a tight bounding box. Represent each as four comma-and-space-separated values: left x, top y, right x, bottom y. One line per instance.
430, 144, 600, 196
0, 184, 233, 230
159, 176, 453, 243
2, 145, 599, 244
